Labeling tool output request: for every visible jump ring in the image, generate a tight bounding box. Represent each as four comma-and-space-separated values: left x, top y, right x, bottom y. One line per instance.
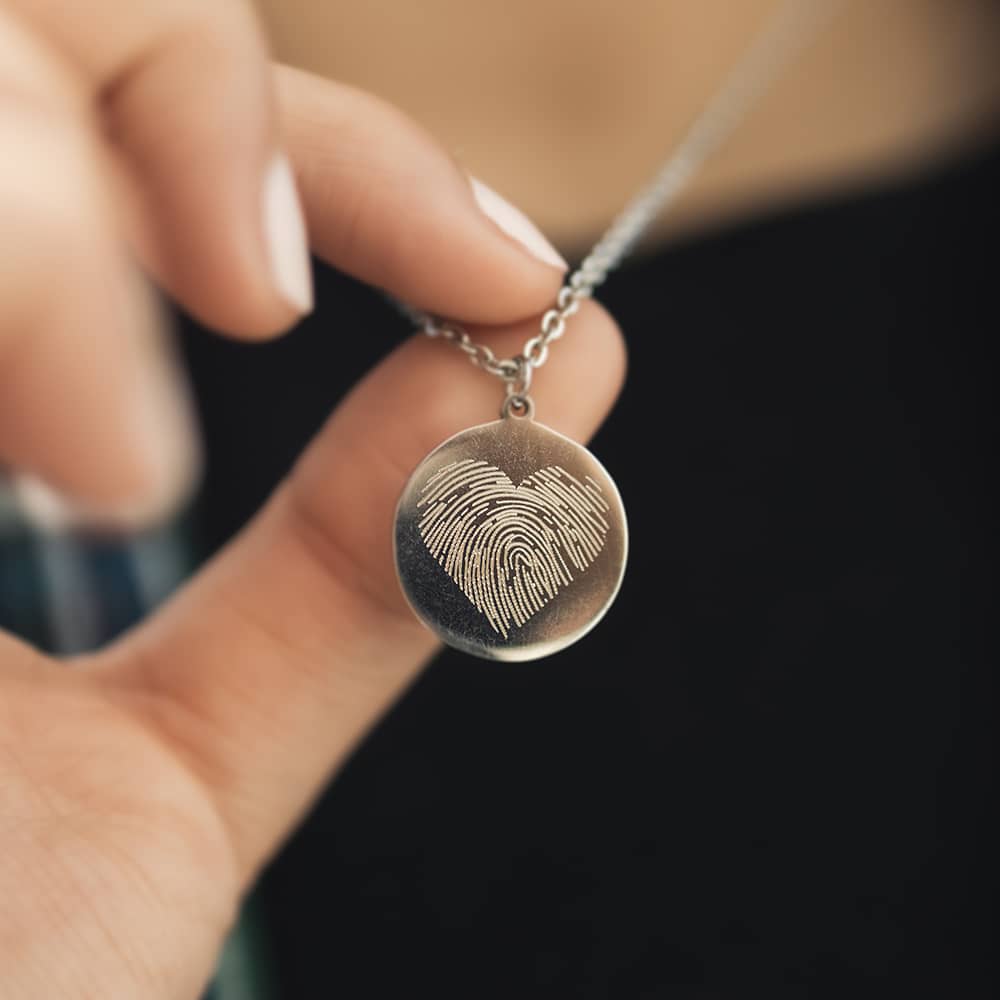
501, 393, 535, 420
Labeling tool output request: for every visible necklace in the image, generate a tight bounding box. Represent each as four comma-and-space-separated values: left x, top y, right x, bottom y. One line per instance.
394, 0, 839, 661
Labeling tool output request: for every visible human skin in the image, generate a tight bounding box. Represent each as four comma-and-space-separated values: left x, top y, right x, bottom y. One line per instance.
259, 0, 1000, 247
1, 1, 996, 996
0, 2, 623, 995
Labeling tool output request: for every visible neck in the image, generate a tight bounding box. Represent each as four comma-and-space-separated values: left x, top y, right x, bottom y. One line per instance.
258, 0, 1000, 247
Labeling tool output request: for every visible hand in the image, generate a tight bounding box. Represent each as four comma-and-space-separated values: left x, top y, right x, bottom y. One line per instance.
0, 2, 624, 996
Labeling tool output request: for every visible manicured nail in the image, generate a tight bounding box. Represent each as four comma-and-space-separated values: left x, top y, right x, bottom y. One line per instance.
11, 474, 90, 533
12, 428, 199, 534
9, 474, 173, 534
263, 153, 314, 314
470, 176, 567, 270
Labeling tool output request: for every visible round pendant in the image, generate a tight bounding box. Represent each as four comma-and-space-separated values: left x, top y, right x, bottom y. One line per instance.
394, 412, 628, 661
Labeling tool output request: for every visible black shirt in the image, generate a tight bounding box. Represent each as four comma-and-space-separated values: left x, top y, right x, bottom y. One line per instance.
180, 141, 996, 997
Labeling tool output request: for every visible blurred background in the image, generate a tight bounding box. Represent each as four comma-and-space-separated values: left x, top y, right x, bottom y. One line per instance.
2, 1, 997, 996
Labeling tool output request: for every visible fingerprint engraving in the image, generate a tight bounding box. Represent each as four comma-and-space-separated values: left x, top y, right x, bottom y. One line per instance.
416, 460, 611, 637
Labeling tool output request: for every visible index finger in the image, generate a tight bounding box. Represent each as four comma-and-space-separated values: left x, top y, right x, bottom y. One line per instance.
277, 65, 567, 326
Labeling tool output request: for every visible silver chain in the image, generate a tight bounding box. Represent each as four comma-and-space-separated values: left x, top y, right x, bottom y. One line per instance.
411, 0, 840, 406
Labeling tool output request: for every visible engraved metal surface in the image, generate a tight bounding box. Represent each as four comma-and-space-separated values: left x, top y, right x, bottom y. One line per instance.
394, 416, 627, 661
417, 461, 610, 638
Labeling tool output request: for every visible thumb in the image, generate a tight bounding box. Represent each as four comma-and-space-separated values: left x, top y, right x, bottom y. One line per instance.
96, 302, 625, 882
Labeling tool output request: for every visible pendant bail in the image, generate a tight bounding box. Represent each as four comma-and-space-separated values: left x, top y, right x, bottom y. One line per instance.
501, 393, 535, 420
502, 355, 534, 419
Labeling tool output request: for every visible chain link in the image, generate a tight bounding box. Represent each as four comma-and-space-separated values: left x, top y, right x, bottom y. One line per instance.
406, 0, 839, 399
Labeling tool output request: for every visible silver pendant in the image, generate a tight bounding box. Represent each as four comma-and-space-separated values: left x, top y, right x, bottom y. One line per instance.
394, 407, 627, 661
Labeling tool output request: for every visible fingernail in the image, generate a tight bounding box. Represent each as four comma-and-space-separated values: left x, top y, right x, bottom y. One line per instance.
11, 474, 89, 533
470, 176, 567, 270
10, 473, 175, 535
262, 153, 314, 314
12, 429, 200, 535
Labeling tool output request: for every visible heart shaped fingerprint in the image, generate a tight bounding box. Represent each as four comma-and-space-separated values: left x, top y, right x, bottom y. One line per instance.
416, 459, 611, 637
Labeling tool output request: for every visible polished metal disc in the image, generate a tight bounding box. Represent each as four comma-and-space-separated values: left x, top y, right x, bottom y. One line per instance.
394, 413, 628, 661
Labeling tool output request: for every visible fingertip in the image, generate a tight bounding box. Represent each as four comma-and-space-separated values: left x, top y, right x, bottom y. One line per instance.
127, 140, 315, 344
578, 300, 628, 423
11, 331, 203, 537
277, 66, 569, 327
99, 16, 313, 343
11, 452, 200, 536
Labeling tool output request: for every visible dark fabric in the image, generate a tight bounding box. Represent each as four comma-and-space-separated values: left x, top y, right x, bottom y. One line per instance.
0, 535, 47, 648
178, 142, 996, 997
